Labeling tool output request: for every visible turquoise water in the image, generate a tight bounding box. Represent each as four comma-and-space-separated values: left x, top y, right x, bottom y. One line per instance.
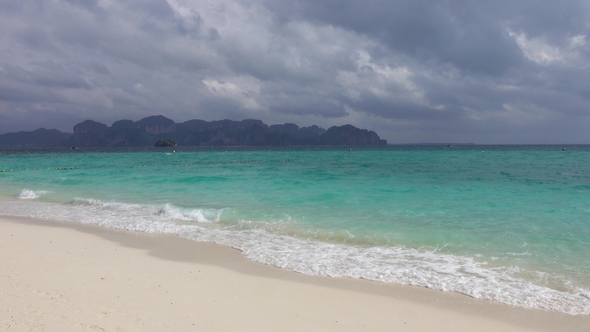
1, 146, 590, 314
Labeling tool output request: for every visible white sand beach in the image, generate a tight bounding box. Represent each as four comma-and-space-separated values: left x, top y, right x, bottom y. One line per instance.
1, 217, 588, 331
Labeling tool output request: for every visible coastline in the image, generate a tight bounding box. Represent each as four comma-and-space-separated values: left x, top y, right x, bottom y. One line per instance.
1, 216, 588, 331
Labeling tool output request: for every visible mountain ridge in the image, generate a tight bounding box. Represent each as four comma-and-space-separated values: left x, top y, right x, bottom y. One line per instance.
0, 115, 387, 147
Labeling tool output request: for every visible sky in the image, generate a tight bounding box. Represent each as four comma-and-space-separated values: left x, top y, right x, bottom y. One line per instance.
1, 0, 590, 144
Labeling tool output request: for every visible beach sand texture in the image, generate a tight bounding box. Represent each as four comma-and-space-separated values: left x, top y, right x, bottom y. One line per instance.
1, 217, 588, 332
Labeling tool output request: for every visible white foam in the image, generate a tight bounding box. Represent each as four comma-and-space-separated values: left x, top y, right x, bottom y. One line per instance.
17, 189, 50, 200
156, 203, 222, 223
1, 198, 589, 315
67, 198, 222, 224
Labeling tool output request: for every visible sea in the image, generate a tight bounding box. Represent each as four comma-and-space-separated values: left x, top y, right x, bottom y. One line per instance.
1, 145, 589, 314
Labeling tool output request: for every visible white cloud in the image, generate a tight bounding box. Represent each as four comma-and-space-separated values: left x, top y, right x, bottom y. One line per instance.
337, 51, 420, 98
133, 83, 151, 95
202, 77, 263, 110
509, 30, 563, 65
569, 34, 587, 49
509, 31, 589, 68
337, 50, 446, 111
356, 51, 418, 92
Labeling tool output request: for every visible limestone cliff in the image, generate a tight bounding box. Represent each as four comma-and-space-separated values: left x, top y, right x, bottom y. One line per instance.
0, 116, 387, 147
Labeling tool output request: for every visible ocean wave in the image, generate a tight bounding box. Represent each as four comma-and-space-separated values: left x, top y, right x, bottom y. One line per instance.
66, 197, 223, 224
1, 198, 589, 315
232, 232, 590, 314
17, 189, 50, 200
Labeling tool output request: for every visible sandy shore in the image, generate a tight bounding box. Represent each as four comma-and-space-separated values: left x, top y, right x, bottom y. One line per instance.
1, 217, 588, 331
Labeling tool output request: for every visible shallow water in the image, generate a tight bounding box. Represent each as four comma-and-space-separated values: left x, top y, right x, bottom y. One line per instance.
1, 145, 589, 314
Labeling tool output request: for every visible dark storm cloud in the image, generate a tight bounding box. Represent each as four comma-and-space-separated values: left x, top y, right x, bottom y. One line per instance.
265, 0, 527, 75
1, 0, 590, 143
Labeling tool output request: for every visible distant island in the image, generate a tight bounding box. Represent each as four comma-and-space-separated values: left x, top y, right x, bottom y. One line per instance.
154, 139, 177, 147
0, 115, 387, 147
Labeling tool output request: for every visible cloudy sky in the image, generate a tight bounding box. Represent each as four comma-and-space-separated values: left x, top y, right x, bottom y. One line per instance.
1, 0, 589, 143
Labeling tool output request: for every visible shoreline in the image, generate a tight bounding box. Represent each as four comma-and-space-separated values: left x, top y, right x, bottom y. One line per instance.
2, 216, 589, 331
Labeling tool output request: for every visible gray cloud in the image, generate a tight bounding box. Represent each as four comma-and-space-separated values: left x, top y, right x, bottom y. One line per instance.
0, 0, 589, 143
265, 0, 527, 75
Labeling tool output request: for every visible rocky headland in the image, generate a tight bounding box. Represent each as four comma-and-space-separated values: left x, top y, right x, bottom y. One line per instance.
0, 115, 387, 147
